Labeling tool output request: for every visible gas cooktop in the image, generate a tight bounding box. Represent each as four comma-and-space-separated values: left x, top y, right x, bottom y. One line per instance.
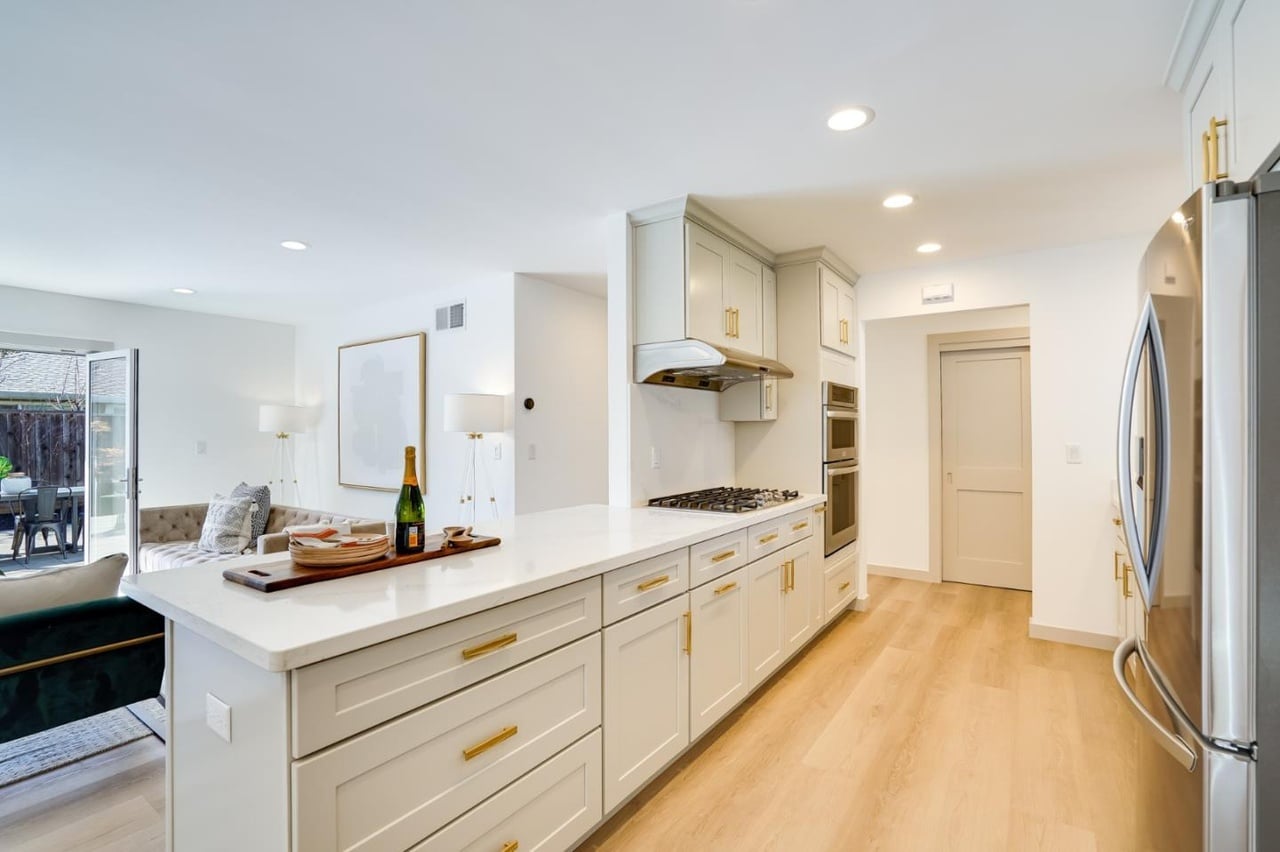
648, 487, 801, 513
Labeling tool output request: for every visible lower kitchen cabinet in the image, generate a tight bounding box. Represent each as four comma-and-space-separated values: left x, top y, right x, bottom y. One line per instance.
689, 567, 749, 740
602, 595, 690, 812
747, 554, 787, 690
781, 539, 818, 657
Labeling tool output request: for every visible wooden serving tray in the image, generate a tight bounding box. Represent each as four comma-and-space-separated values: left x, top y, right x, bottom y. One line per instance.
222, 534, 501, 593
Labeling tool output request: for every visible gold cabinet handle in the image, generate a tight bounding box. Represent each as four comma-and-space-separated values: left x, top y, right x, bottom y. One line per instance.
791, 521, 808, 532
501, 843, 519, 852
463, 725, 518, 761
1202, 129, 1212, 184
814, 505, 826, 515
1207, 116, 1229, 181
1122, 564, 1133, 599
710, 549, 737, 563
725, 307, 734, 337
636, 574, 671, 592
765, 382, 773, 411
758, 532, 779, 545
838, 580, 851, 593
1112, 517, 1122, 526
714, 580, 738, 596
683, 610, 692, 655
782, 559, 795, 592
461, 632, 518, 660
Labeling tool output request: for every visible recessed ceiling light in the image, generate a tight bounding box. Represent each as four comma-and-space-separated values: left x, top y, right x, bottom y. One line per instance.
171, 287, 197, 295
883, 194, 914, 209
280, 240, 309, 251
827, 107, 874, 132
916, 242, 942, 254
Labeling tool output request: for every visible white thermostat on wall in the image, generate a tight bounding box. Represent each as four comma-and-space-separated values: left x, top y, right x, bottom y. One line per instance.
921, 282, 955, 305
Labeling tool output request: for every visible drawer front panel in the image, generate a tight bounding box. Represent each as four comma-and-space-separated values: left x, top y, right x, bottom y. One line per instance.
601, 548, 689, 625
781, 508, 814, 545
689, 530, 749, 588
292, 578, 601, 757
747, 517, 787, 563
292, 636, 601, 852
824, 559, 856, 622
412, 730, 602, 852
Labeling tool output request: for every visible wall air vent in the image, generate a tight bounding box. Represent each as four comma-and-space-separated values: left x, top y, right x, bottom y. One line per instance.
435, 301, 466, 331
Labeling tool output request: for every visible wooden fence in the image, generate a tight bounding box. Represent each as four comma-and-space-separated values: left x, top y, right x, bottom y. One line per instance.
0, 410, 84, 487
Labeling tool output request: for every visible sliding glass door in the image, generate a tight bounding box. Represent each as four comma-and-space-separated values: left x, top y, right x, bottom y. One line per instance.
85, 350, 139, 571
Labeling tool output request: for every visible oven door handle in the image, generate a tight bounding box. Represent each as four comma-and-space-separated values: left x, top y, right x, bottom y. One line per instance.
825, 409, 857, 420
825, 463, 859, 477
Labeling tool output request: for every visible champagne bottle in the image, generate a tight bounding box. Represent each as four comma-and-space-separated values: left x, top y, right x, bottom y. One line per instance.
394, 446, 425, 554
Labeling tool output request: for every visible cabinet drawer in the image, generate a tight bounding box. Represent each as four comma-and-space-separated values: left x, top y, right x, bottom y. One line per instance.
781, 508, 814, 544
689, 530, 749, 588
292, 636, 601, 852
292, 577, 601, 757
824, 557, 856, 622
747, 517, 788, 562
412, 730, 602, 852
602, 548, 689, 625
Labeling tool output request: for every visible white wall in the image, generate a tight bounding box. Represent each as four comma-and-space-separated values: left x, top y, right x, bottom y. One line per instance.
293, 275, 515, 527
512, 275, 607, 513
863, 305, 1030, 575
856, 236, 1144, 639
2, 285, 294, 508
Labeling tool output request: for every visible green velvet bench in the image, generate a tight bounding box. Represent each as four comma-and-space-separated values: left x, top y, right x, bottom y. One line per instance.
0, 595, 165, 744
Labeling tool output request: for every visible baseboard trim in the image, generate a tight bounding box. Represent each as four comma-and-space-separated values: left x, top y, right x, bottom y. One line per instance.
867, 563, 936, 582
1027, 619, 1119, 651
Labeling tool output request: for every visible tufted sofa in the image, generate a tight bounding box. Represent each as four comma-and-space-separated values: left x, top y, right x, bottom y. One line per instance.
138, 504, 387, 573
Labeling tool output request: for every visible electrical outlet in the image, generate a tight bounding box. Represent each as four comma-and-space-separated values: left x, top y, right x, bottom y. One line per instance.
650, 447, 661, 469
1065, 443, 1083, 464
206, 692, 232, 743
492, 443, 502, 461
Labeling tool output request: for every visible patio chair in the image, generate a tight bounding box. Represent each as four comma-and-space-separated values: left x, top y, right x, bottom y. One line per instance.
12, 487, 68, 565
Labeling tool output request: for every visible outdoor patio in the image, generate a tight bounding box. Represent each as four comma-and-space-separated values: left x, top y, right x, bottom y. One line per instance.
0, 529, 84, 573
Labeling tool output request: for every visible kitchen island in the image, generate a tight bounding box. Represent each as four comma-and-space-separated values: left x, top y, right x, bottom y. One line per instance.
125, 498, 851, 851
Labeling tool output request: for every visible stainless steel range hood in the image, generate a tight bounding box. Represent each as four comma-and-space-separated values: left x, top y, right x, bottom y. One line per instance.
634, 339, 795, 392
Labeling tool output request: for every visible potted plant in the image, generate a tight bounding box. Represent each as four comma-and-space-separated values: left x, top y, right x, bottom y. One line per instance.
0, 458, 32, 495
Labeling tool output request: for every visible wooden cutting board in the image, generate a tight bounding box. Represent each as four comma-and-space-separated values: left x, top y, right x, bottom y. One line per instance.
222, 534, 501, 592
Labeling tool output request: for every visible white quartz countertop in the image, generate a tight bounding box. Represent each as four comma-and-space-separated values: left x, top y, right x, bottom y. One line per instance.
123, 497, 824, 672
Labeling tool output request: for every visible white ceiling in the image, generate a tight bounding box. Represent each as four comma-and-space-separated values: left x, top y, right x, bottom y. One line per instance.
1, 1, 1189, 322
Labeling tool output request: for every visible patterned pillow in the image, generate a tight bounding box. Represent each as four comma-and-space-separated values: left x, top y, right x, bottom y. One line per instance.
231, 482, 271, 543
197, 494, 254, 554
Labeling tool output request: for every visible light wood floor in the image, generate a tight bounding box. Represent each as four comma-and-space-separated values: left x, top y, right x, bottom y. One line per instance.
0, 577, 1138, 851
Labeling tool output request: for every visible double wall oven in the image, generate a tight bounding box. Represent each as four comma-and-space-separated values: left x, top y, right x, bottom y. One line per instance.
823, 382, 858, 556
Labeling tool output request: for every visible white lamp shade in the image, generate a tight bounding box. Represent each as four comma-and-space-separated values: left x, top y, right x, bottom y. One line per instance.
443, 393, 504, 434
259, 404, 309, 434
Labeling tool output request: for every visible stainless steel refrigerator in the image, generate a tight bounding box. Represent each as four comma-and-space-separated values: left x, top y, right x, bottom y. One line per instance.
1113, 173, 1280, 850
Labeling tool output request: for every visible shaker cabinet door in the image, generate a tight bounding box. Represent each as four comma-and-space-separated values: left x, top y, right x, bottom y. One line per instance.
685, 221, 733, 348
747, 556, 786, 690
689, 567, 749, 740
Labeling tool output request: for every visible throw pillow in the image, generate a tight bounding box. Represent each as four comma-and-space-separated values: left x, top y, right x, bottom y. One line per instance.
198, 494, 254, 554
0, 553, 129, 618
231, 482, 271, 543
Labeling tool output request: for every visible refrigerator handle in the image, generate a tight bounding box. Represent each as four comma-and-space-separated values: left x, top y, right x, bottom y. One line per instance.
1138, 639, 1257, 762
1112, 637, 1198, 771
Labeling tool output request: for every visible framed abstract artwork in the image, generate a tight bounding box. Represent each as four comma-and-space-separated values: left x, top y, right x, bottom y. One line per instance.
337, 332, 426, 491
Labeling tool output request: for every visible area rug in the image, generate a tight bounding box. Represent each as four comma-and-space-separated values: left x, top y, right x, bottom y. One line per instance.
0, 698, 165, 788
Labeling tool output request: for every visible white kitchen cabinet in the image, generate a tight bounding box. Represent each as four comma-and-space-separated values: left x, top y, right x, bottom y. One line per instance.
632, 198, 778, 360
746, 554, 786, 690
819, 264, 857, 357
718, 377, 777, 422
1177, 0, 1280, 188
602, 594, 690, 813
780, 539, 817, 657
688, 567, 749, 740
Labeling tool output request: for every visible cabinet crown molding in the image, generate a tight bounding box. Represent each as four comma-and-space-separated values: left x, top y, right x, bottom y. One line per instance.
1164, 0, 1224, 91
628, 195, 775, 266
773, 246, 859, 284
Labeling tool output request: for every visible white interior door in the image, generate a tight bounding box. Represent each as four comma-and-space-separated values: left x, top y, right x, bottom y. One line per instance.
86, 349, 140, 571
940, 347, 1032, 590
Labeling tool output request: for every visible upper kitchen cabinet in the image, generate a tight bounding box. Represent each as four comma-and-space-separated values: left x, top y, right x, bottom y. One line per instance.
633, 197, 777, 360
1172, 0, 1280, 188
819, 264, 858, 357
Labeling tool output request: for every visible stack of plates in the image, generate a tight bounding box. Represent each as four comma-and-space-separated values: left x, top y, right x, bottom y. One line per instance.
289, 534, 390, 568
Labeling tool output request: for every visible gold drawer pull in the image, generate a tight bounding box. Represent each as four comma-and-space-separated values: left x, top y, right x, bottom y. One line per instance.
1113, 517, 1122, 526
814, 505, 826, 514
838, 581, 851, 593
502, 843, 519, 852
683, 610, 692, 655
461, 632, 518, 660
792, 521, 808, 532
714, 581, 738, 596
758, 532, 779, 545
710, 549, 737, 563
463, 725, 518, 761
637, 574, 671, 592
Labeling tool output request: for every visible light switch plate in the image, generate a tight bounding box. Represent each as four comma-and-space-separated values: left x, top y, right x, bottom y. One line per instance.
1065, 443, 1083, 464
205, 692, 231, 743
650, 447, 661, 469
